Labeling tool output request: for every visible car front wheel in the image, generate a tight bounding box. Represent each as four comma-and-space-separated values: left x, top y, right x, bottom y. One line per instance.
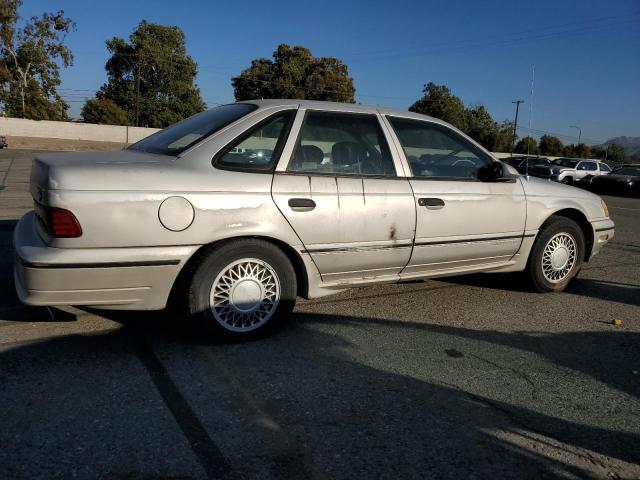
527, 216, 585, 292
187, 239, 297, 341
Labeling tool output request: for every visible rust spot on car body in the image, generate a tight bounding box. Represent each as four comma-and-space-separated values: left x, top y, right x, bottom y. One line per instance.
389, 226, 397, 240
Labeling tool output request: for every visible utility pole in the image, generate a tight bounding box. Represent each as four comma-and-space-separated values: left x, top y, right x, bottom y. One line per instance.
511, 100, 525, 155
569, 125, 581, 146
134, 60, 141, 127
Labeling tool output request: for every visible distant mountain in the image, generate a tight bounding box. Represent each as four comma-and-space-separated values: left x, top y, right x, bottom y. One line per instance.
602, 136, 640, 156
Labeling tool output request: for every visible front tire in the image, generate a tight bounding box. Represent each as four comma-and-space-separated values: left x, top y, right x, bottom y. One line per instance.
187, 239, 297, 341
527, 216, 585, 292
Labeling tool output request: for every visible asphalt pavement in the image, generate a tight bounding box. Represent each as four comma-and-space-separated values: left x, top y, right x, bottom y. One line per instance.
0, 148, 638, 479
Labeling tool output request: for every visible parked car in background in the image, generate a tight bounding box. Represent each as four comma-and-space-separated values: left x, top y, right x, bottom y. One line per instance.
0, 135, 8, 149
588, 164, 640, 197
13, 100, 614, 341
501, 156, 552, 177
550, 158, 611, 184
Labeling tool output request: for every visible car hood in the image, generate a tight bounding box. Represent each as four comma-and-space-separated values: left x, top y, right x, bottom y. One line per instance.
521, 175, 599, 200
30, 149, 204, 193
595, 173, 639, 182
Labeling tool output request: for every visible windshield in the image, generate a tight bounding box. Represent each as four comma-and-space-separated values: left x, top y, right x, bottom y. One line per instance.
554, 159, 579, 168
129, 103, 257, 156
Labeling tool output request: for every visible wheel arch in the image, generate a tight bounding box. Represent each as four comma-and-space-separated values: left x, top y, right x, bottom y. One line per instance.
167, 235, 310, 309
540, 208, 594, 261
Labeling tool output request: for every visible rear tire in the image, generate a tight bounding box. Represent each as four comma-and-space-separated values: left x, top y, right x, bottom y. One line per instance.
186, 239, 297, 341
527, 216, 585, 292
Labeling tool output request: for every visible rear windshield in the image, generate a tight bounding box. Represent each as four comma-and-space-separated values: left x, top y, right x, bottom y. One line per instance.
129, 103, 257, 156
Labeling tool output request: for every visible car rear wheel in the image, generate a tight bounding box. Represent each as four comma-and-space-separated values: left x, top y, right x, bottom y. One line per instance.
527, 216, 585, 292
186, 239, 297, 341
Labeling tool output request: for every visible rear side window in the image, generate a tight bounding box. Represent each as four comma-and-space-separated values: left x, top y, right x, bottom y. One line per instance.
388, 117, 492, 179
600, 163, 612, 172
129, 103, 257, 156
215, 111, 295, 171
288, 112, 396, 176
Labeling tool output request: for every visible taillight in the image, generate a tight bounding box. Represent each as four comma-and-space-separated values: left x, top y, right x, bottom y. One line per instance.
35, 203, 82, 238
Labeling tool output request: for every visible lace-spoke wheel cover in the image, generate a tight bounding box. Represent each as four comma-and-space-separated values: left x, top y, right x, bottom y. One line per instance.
209, 258, 280, 332
541, 232, 577, 283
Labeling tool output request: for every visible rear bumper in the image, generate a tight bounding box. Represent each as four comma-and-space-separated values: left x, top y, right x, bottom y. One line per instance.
589, 218, 615, 259
13, 212, 199, 310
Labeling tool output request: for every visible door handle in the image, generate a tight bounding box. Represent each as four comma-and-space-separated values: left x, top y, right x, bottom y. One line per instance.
288, 198, 316, 212
418, 198, 445, 209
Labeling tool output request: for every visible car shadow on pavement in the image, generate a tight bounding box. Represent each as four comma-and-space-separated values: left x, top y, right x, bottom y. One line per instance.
1, 310, 638, 479
444, 272, 640, 307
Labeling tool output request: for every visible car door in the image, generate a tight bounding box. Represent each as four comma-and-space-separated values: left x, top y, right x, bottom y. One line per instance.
576, 161, 598, 179
272, 109, 416, 283
384, 116, 526, 276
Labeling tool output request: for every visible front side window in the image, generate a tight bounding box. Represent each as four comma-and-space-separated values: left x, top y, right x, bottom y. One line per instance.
600, 163, 612, 172
216, 111, 295, 171
288, 112, 396, 176
578, 161, 597, 171
388, 117, 492, 179
129, 103, 257, 156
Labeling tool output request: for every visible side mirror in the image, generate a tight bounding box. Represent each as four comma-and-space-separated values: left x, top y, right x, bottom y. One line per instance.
478, 161, 504, 182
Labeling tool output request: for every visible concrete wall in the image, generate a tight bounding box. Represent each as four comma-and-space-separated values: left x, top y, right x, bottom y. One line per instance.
0, 117, 159, 144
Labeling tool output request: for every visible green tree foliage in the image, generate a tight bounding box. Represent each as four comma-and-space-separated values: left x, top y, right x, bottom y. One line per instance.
410, 82, 467, 131
232, 44, 355, 103
514, 136, 539, 155
573, 143, 590, 158
81, 97, 127, 125
0, 0, 74, 119
539, 135, 564, 156
97, 21, 205, 128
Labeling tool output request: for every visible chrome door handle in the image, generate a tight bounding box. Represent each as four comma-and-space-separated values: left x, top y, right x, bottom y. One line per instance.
288, 198, 316, 212
418, 198, 445, 209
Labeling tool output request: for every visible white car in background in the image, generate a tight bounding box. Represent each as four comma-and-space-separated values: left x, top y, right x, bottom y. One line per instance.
551, 158, 612, 184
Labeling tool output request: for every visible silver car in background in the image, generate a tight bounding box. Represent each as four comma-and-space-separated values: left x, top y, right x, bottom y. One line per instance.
13, 100, 614, 340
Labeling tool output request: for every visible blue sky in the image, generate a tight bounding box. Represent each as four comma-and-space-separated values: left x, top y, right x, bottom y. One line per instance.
19, 0, 640, 144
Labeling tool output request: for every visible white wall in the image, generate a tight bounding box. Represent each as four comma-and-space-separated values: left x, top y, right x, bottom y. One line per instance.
0, 117, 159, 144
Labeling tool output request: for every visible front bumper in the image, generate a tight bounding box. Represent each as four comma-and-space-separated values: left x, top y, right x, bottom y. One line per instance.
13, 212, 199, 310
589, 218, 615, 259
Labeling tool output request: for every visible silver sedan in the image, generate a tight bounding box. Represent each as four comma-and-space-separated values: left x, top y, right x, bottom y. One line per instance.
13, 100, 615, 340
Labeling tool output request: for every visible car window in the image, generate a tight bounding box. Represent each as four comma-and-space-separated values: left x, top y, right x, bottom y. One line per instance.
530, 158, 548, 166
388, 117, 492, 179
555, 158, 579, 168
129, 103, 257, 156
578, 161, 597, 171
613, 167, 640, 175
216, 111, 295, 171
600, 163, 612, 172
288, 112, 396, 176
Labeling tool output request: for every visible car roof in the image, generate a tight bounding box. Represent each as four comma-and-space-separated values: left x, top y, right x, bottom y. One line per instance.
237, 98, 446, 124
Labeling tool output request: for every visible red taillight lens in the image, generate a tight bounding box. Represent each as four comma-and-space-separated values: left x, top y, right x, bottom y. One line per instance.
50, 208, 82, 237
36, 205, 82, 238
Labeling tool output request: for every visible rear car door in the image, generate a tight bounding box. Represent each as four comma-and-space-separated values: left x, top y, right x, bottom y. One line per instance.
384, 116, 526, 276
272, 109, 416, 283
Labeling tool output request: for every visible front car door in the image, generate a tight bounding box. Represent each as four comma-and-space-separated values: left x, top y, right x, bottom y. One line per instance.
272, 109, 416, 283
383, 116, 527, 277
576, 161, 598, 179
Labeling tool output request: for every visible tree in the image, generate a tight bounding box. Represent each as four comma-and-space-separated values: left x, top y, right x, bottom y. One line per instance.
81, 98, 127, 125
97, 21, 205, 128
0, 0, 74, 119
573, 143, 590, 159
232, 44, 355, 103
409, 82, 467, 131
539, 135, 564, 156
514, 136, 539, 155
465, 105, 500, 151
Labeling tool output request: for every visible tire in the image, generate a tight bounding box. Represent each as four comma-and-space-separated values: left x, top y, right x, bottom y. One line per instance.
527, 216, 585, 292
560, 177, 573, 184
186, 239, 297, 341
